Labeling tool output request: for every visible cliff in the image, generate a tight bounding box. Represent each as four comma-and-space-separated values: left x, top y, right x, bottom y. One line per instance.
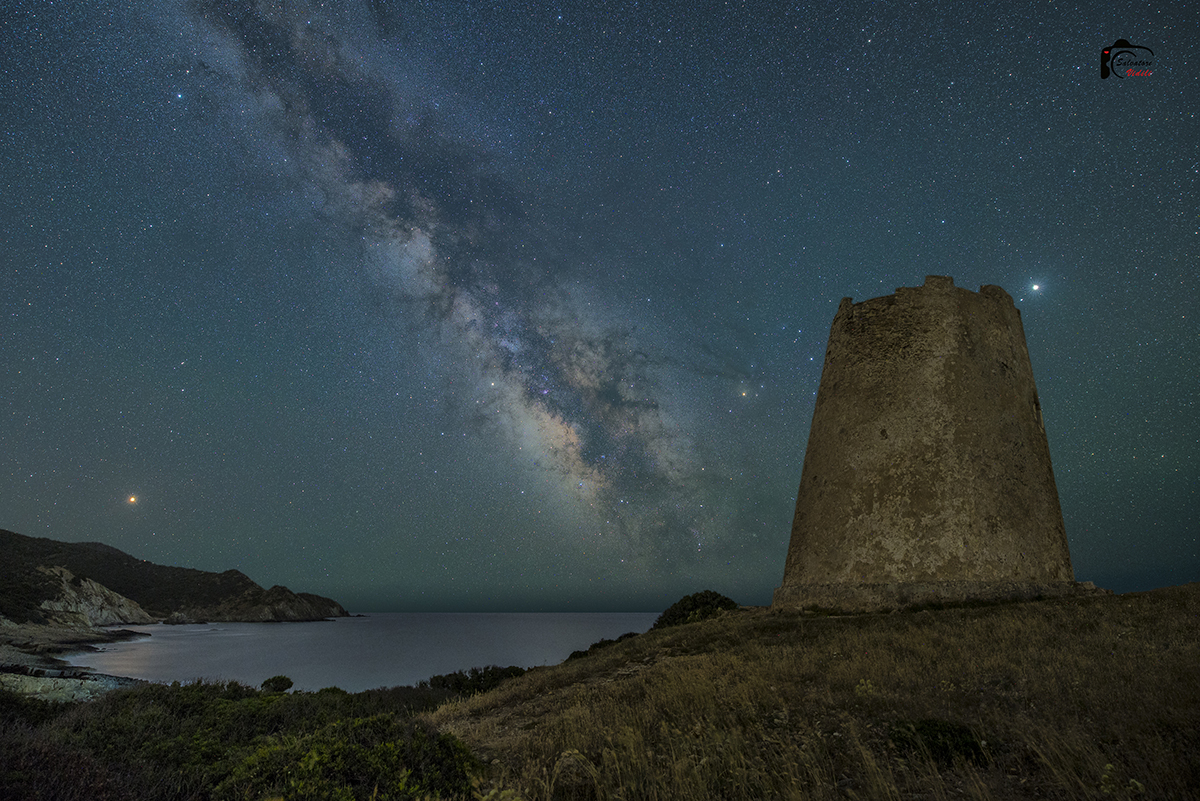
0, 529, 348, 626
35, 566, 155, 627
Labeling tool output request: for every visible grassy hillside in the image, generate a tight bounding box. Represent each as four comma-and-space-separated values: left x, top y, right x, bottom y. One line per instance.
1, 585, 1196, 799
427, 584, 1200, 800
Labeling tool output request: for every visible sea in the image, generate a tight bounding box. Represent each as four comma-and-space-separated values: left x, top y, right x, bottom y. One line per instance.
64, 612, 660, 693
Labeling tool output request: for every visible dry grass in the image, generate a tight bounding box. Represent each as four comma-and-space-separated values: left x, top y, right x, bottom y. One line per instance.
427, 584, 1200, 800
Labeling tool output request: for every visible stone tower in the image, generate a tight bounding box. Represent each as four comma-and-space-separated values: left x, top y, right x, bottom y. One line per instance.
774, 276, 1077, 612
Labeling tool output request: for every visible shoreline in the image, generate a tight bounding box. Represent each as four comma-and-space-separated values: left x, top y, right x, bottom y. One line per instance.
0, 622, 149, 701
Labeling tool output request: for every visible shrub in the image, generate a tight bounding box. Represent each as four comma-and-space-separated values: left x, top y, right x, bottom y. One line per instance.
8, 679, 485, 800
417, 666, 526, 696
652, 590, 738, 629
565, 631, 639, 661
213, 715, 478, 800
261, 675, 294, 693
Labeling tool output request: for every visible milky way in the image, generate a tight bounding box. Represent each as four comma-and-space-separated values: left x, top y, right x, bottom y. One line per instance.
190, 0, 732, 572
3, 0, 1194, 609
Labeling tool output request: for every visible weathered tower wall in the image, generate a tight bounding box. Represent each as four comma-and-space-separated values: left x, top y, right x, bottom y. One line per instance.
773, 276, 1077, 612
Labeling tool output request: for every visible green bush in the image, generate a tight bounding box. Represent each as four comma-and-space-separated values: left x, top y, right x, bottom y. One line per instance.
0, 678, 485, 800
261, 675, 294, 693
417, 665, 526, 696
213, 715, 478, 800
565, 631, 639, 661
652, 590, 739, 629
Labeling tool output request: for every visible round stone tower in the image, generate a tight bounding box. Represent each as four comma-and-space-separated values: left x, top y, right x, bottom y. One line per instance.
773, 276, 1077, 612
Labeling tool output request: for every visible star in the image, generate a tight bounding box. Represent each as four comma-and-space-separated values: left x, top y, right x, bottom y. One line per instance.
0, 0, 1191, 611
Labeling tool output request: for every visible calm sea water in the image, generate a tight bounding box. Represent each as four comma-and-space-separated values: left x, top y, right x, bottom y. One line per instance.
64, 613, 659, 693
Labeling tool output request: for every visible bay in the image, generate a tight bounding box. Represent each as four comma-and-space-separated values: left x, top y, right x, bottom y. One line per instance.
65, 612, 659, 693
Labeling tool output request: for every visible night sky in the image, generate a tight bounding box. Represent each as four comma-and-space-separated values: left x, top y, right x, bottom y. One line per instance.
3, 1, 1196, 612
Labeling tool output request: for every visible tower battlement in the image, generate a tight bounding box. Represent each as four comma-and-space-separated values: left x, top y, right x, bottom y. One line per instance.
773, 276, 1080, 612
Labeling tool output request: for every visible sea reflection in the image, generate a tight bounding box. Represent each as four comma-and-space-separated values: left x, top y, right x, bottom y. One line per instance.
67, 613, 658, 692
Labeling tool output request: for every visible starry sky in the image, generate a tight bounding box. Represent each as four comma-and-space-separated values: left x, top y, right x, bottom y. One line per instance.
2, 1, 1196, 612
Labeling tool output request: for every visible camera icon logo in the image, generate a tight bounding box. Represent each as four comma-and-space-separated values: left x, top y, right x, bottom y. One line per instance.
1101, 40, 1154, 79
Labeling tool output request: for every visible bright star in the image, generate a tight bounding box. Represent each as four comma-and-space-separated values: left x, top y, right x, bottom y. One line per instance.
1032, 284, 1040, 291
128, 495, 138, 504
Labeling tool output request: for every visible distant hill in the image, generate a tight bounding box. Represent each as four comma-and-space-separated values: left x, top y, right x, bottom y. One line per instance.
0, 529, 347, 625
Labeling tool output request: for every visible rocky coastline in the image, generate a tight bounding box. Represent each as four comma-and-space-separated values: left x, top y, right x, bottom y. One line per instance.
1, 529, 351, 700
0, 622, 148, 702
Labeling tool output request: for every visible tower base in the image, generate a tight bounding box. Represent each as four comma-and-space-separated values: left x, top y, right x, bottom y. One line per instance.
772, 580, 1105, 613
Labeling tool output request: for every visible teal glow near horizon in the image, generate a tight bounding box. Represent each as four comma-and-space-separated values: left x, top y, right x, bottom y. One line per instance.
2, 1, 1195, 610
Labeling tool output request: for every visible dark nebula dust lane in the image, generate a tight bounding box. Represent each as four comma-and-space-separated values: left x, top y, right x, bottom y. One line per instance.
188, 0, 736, 570
1, 0, 1194, 609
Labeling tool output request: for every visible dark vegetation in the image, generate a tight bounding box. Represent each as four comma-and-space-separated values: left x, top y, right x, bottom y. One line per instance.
0, 561, 57, 624
260, 675, 294, 693
417, 665, 528, 696
0, 529, 345, 622
650, 589, 738, 629
564, 631, 639, 662
430, 584, 1200, 800
0, 666, 523, 800
4, 586, 1199, 799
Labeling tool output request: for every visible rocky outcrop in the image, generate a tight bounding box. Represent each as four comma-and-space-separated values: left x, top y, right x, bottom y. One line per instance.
1, 619, 149, 702
37, 566, 155, 628
1, 529, 349, 625
0, 663, 144, 702
173, 585, 348, 623
1, 530, 350, 700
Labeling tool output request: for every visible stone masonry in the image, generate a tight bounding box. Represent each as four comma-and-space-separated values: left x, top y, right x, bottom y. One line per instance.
773, 276, 1082, 612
